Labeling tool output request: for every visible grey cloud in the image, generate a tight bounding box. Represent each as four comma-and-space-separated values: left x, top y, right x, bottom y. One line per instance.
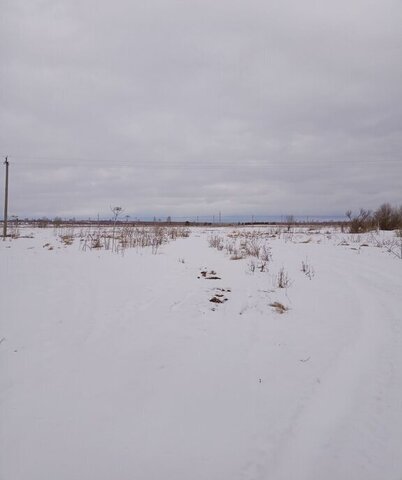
1, 0, 401, 218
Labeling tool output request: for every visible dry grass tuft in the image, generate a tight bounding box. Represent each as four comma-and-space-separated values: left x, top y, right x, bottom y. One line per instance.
269, 302, 288, 314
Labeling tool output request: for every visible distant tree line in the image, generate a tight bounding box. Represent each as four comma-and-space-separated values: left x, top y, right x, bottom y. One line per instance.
346, 203, 402, 233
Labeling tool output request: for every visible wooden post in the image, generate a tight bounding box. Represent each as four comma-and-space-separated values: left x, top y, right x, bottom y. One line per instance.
3, 157, 9, 239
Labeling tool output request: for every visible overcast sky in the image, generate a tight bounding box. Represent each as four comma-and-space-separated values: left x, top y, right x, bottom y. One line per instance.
1, 0, 401, 219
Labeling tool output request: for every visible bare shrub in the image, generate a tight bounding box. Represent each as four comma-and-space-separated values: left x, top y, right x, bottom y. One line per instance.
245, 238, 261, 258
346, 203, 402, 233
346, 209, 375, 233
208, 234, 224, 250
248, 259, 256, 273
301, 258, 314, 279
260, 245, 271, 262
374, 203, 402, 230
225, 239, 236, 255
371, 232, 402, 259
276, 267, 292, 288
285, 215, 295, 232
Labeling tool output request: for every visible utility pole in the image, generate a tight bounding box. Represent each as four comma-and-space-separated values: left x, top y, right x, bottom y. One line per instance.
3, 157, 9, 239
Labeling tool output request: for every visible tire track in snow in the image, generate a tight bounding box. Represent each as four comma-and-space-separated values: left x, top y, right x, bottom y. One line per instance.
270, 253, 402, 480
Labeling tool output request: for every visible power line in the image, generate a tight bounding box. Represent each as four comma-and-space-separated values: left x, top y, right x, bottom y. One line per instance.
0, 153, 399, 169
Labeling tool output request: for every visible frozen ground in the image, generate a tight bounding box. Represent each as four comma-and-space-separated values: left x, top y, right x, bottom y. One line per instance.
1, 225, 402, 480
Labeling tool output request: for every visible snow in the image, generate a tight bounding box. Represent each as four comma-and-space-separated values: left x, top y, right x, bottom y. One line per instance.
1, 226, 402, 480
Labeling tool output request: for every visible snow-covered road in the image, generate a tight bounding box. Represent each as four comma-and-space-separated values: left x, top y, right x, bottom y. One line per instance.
1, 227, 401, 479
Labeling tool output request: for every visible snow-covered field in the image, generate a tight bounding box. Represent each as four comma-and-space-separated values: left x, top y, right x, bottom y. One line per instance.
1, 225, 402, 480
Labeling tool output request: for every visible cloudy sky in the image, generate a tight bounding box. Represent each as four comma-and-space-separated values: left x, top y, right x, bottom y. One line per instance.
1, 0, 401, 219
